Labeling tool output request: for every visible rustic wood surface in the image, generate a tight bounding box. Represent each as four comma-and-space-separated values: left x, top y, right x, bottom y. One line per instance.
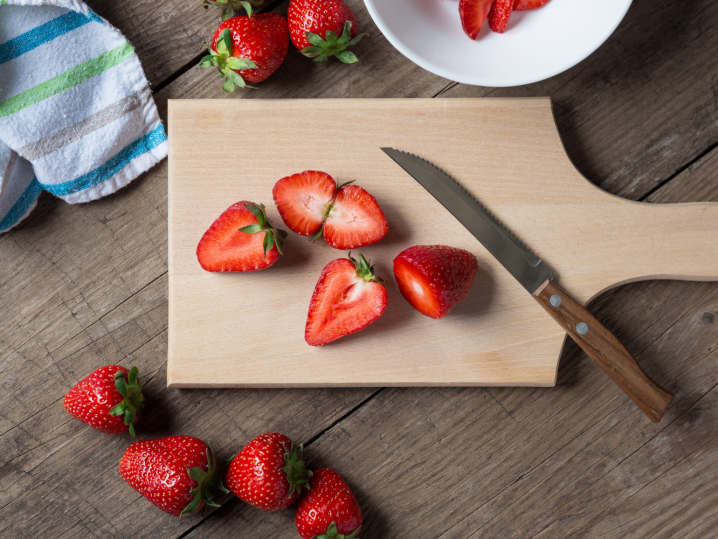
1, 0, 716, 537
167, 97, 718, 389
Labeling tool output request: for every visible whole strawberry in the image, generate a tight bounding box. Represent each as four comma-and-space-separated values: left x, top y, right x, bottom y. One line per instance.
226, 432, 311, 511
119, 436, 228, 517
63, 365, 144, 436
296, 468, 362, 539
200, 12, 288, 91
287, 0, 367, 63
394, 245, 478, 319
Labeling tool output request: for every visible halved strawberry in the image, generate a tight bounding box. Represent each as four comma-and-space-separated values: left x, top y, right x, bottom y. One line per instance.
513, 0, 549, 11
323, 184, 388, 250
197, 201, 287, 272
272, 171, 336, 236
393, 245, 478, 319
459, 0, 494, 40
488, 0, 514, 33
273, 171, 388, 250
305, 253, 387, 345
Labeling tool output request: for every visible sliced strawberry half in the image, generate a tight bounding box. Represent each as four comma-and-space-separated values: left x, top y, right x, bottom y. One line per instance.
273, 171, 336, 236
306, 253, 387, 345
459, 0, 494, 40
197, 201, 287, 272
323, 184, 388, 250
513, 0, 549, 11
489, 0, 514, 33
393, 245, 478, 319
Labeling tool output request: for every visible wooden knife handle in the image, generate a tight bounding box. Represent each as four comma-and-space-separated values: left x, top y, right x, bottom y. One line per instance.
533, 280, 673, 422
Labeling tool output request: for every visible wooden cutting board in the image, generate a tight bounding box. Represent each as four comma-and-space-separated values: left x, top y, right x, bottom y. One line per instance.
167, 98, 718, 388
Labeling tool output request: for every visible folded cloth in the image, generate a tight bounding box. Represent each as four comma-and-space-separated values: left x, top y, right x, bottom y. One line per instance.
0, 0, 167, 233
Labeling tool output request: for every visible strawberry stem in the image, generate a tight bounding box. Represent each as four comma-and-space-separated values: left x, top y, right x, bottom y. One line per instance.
348, 252, 384, 284
302, 21, 368, 64
281, 440, 312, 498
202, 0, 263, 20
108, 366, 144, 437
181, 441, 229, 517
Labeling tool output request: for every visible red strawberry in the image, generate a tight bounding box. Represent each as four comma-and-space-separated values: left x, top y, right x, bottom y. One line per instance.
488, 0, 514, 33
64, 365, 144, 436
200, 13, 288, 92
226, 432, 311, 511
119, 436, 228, 517
296, 468, 362, 539
273, 171, 388, 250
459, 0, 494, 40
197, 201, 287, 272
513, 0, 549, 10
306, 253, 387, 345
393, 245, 478, 319
287, 0, 367, 63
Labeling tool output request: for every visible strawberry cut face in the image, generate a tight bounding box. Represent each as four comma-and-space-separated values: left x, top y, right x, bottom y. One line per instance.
323, 185, 389, 250
273, 171, 336, 236
305, 256, 387, 345
459, 0, 494, 40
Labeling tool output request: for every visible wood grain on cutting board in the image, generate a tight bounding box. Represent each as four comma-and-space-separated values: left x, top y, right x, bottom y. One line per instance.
167, 98, 718, 387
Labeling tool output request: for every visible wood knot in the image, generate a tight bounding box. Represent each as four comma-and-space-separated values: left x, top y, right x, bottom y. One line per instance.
701, 312, 715, 325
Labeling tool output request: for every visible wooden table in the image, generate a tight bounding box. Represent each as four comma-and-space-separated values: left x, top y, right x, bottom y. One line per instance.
2, 1, 717, 537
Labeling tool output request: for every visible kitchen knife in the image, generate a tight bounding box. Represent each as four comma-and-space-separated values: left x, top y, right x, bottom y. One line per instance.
381, 147, 674, 422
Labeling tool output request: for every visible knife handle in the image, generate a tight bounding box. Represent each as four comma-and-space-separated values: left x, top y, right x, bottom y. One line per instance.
533, 280, 673, 422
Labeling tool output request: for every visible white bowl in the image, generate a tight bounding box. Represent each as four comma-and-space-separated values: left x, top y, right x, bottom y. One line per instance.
364, 0, 633, 87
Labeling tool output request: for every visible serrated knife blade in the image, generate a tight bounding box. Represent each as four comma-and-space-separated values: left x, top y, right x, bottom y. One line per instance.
380, 147, 553, 294
381, 146, 673, 422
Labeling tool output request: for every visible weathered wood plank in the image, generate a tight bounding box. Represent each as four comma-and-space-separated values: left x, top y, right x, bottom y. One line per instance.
85, 0, 227, 87
2, 0, 718, 536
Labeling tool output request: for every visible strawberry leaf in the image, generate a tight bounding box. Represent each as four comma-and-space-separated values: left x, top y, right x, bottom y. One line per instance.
228, 69, 247, 88
306, 31, 325, 47
244, 203, 265, 223
222, 77, 235, 93
325, 30, 338, 44
263, 230, 274, 256
239, 224, 262, 234
221, 7, 233, 20
227, 57, 257, 70
336, 50, 358, 64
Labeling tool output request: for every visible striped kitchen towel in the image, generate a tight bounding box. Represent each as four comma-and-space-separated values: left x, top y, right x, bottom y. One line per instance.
0, 0, 167, 233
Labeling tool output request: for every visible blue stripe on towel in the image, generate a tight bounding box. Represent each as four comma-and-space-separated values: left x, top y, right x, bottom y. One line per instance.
0, 177, 43, 232
0, 11, 101, 65
41, 125, 167, 196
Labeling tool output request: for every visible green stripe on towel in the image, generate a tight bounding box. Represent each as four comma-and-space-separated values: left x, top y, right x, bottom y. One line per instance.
0, 42, 134, 118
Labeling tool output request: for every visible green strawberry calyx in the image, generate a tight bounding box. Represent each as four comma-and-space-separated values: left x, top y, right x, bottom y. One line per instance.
281, 440, 312, 498
239, 202, 289, 257
199, 28, 258, 93
108, 366, 144, 437
180, 441, 230, 517
349, 252, 385, 285
313, 521, 361, 539
302, 21, 368, 64
202, 0, 263, 20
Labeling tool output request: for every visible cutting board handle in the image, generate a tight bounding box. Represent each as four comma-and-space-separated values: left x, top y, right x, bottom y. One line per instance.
534, 280, 674, 422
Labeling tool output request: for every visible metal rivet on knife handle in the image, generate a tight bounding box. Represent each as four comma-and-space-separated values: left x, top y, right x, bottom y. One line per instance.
550, 295, 562, 307
576, 322, 588, 335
